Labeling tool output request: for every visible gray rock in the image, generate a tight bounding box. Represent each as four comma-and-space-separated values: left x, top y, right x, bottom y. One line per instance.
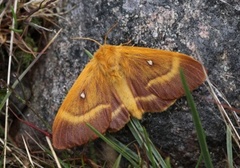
16, 0, 240, 167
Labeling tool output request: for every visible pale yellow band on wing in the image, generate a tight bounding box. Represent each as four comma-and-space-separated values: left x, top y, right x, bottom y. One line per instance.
58, 104, 110, 124
135, 94, 157, 102
112, 104, 125, 119
147, 58, 180, 87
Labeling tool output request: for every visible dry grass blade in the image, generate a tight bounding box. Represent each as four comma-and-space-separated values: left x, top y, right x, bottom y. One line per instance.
21, 132, 52, 167
1, 137, 28, 167
3, 1, 18, 168
195, 50, 240, 149
46, 136, 61, 168
22, 135, 34, 167
205, 78, 240, 148
1, 27, 62, 167
0, 28, 62, 111
0, 1, 62, 167
22, 0, 60, 18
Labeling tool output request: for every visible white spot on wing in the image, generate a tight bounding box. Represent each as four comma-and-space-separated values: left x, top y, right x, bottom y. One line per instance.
80, 92, 86, 99
147, 60, 153, 66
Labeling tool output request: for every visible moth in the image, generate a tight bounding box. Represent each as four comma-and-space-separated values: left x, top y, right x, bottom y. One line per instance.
52, 44, 206, 149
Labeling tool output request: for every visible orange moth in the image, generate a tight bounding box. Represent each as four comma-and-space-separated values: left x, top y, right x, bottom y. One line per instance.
52, 42, 206, 149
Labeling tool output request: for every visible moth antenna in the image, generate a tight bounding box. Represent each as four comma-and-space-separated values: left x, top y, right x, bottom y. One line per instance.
121, 40, 132, 46
72, 37, 102, 46
104, 22, 118, 44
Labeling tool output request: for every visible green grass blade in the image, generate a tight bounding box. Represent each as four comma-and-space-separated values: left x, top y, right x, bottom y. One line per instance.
128, 118, 169, 168
195, 152, 203, 168
86, 123, 140, 167
83, 48, 93, 58
112, 154, 122, 168
180, 69, 213, 168
143, 127, 157, 168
